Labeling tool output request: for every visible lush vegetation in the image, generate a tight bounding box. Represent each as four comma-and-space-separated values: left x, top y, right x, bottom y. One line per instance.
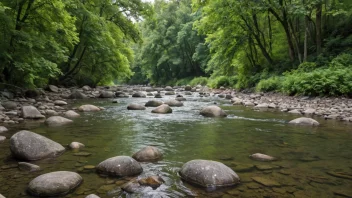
1, 0, 352, 96
0, 0, 150, 88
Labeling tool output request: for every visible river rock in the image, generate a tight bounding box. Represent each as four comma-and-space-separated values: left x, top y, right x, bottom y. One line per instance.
255, 103, 269, 108
288, 117, 320, 126
47, 85, 59, 93
54, 100, 67, 106
176, 96, 186, 101
0, 136, 6, 143
132, 92, 146, 98
165, 91, 175, 95
78, 104, 100, 112
151, 104, 172, 114
303, 108, 316, 115
115, 92, 129, 98
138, 176, 164, 188
68, 90, 87, 99
45, 116, 73, 126
164, 86, 173, 91
25, 89, 40, 98
85, 194, 100, 198
179, 160, 240, 188
99, 91, 115, 98
64, 110, 80, 118
132, 146, 163, 162
28, 171, 82, 197
96, 156, 143, 177
145, 100, 163, 107
127, 103, 146, 110
164, 99, 183, 107
252, 176, 280, 187
185, 85, 192, 91
2, 101, 18, 110
45, 110, 59, 116
122, 180, 142, 193
250, 153, 276, 161
69, 142, 85, 149
288, 109, 301, 114
154, 93, 162, 98
18, 162, 41, 172
82, 85, 91, 91
10, 130, 65, 160
0, 126, 8, 133
0, 194, 5, 198
200, 105, 227, 117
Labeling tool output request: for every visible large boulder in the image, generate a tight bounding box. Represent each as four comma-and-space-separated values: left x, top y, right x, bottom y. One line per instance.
164, 86, 173, 91
132, 92, 146, 98
68, 90, 87, 99
164, 99, 183, 107
179, 160, 240, 188
64, 110, 80, 118
99, 91, 115, 98
288, 117, 320, 126
200, 105, 227, 117
2, 101, 17, 110
145, 100, 163, 107
115, 92, 129, 98
96, 156, 143, 177
151, 104, 172, 114
78, 104, 100, 112
28, 171, 82, 197
45, 116, 73, 126
127, 103, 146, 110
184, 85, 192, 91
21, 106, 45, 119
132, 146, 163, 162
10, 130, 65, 160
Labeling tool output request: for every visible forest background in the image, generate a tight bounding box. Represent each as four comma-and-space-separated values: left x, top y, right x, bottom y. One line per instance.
0, 0, 351, 96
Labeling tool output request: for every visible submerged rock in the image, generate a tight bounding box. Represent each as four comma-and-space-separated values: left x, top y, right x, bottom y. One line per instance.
145, 100, 163, 107
45, 116, 73, 126
138, 176, 164, 188
69, 142, 85, 149
200, 105, 227, 117
78, 104, 100, 112
122, 180, 142, 193
21, 106, 45, 119
252, 177, 280, 187
164, 99, 183, 107
18, 162, 41, 172
250, 153, 276, 161
28, 171, 82, 197
179, 159, 240, 189
10, 130, 65, 160
96, 156, 143, 177
132, 146, 163, 162
127, 103, 146, 110
288, 117, 320, 126
151, 104, 172, 114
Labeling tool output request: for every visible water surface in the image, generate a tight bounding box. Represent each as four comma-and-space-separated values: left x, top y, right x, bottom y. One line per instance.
0, 95, 351, 197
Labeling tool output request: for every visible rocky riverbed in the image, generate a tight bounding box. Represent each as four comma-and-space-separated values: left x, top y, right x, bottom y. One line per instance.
0, 84, 351, 125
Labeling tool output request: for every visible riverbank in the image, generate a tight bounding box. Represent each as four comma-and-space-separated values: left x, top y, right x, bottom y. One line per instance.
0, 84, 351, 125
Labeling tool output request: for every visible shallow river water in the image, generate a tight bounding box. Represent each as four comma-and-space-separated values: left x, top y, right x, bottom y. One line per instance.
0, 94, 352, 198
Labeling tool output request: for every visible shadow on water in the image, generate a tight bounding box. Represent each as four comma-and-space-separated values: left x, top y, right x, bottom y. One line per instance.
0, 95, 352, 197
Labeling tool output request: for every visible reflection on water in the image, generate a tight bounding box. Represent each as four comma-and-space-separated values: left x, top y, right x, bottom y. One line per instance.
0, 95, 352, 197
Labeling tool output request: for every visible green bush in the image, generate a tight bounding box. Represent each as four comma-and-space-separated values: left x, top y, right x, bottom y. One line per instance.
175, 77, 193, 86
189, 77, 208, 86
207, 75, 237, 88
256, 76, 282, 92
281, 67, 352, 96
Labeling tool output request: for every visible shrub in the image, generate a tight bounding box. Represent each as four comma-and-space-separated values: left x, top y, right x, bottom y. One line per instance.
207, 75, 237, 88
189, 77, 208, 86
256, 76, 282, 92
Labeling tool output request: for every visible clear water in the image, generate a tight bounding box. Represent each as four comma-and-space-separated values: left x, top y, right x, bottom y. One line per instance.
0, 95, 351, 198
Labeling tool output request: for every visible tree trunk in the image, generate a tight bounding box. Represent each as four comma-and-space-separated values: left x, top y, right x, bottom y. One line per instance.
304, 15, 309, 62
316, 2, 322, 55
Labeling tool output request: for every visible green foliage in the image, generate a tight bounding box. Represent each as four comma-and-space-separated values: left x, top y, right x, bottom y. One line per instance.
189, 77, 208, 86
256, 76, 282, 92
207, 76, 237, 88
